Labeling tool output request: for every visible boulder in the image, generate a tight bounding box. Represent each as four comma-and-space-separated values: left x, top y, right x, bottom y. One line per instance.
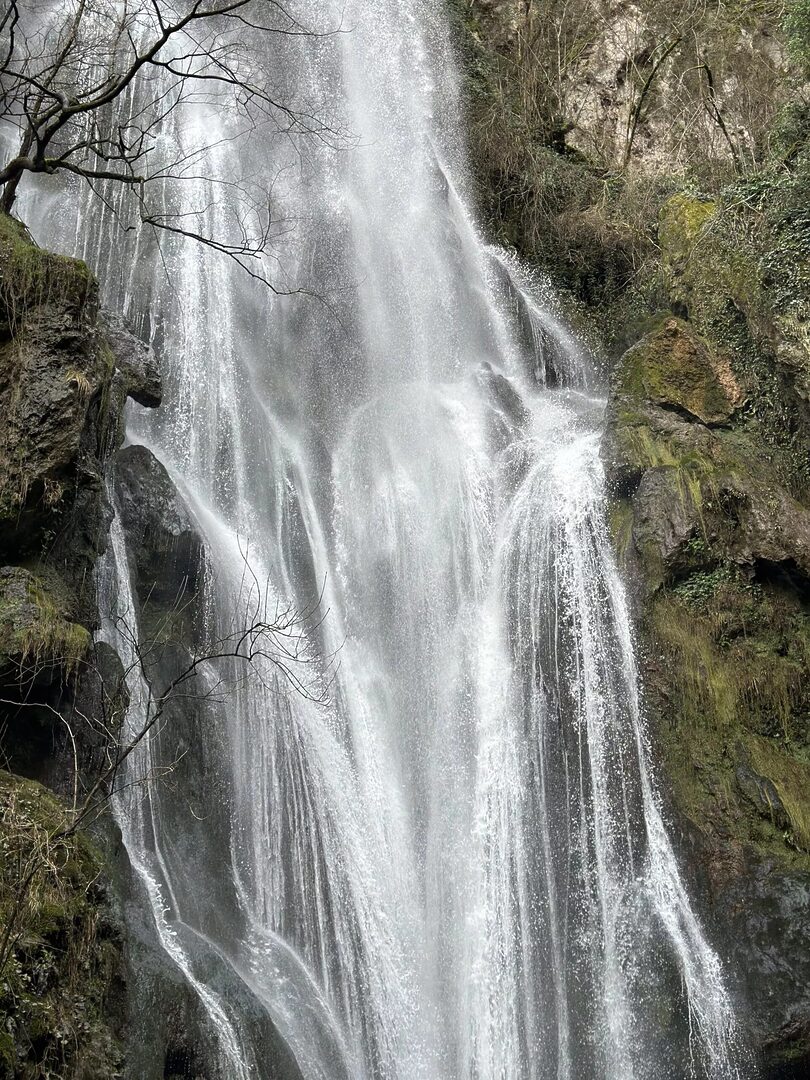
615, 316, 744, 425
101, 310, 162, 409
115, 444, 204, 615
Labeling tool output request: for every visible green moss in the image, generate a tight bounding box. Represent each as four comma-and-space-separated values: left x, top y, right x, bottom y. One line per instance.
656, 189, 810, 494
648, 579, 810, 864
659, 198, 776, 402
612, 410, 736, 494
659, 195, 765, 329
0, 213, 94, 335
617, 316, 744, 424
0, 772, 122, 1079
608, 500, 635, 561
658, 195, 718, 280
0, 567, 90, 673
747, 735, 810, 850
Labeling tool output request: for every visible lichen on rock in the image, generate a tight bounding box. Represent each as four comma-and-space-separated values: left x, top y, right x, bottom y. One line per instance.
614, 316, 744, 425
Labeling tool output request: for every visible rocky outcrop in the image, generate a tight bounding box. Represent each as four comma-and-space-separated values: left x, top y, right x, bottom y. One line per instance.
0, 213, 160, 1078
100, 313, 161, 411
658, 194, 810, 414
0, 213, 161, 634
115, 444, 203, 616
603, 216, 810, 1076
0, 214, 220, 1078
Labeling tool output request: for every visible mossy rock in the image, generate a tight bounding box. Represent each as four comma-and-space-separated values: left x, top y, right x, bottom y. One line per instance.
0, 771, 123, 1079
0, 565, 90, 673
604, 289, 810, 867
615, 317, 744, 425
0, 213, 94, 334
659, 195, 767, 340
603, 313, 752, 494
648, 581, 810, 856
659, 191, 810, 450
0, 213, 119, 593
742, 735, 810, 851
658, 195, 718, 287
605, 307, 810, 598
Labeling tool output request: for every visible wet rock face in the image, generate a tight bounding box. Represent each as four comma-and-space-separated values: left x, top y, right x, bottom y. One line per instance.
603, 290, 810, 1072
0, 217, 166, 1079
0, 215, 162, 629
101, 311, 162, 409
0, 216, 161, 768
720, 862, 810, 1076
0, 215, 106, 575
115, 444, 204, 616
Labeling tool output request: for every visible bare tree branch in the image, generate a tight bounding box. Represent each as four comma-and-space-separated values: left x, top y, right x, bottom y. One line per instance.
0, 0, 350, 289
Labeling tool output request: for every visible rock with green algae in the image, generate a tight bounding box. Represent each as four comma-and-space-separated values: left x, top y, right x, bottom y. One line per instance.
604, 316, 810, 592
0, 213, 162, 627
628, 461, 810, 592
0, 770, 123, 1080
603, 305, 810, 1073
659, 192, 810, 412
0, 214, 105, 553
603, 315, 749, 495
737, 735, 810, 852
0, 565, 90, 673
0, 214, 163, 780
659, 194, 772, 346
613, 316, 744, 425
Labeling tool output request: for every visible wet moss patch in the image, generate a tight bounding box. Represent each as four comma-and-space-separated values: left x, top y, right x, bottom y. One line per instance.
0, 566, 90, 674
0, 771, 123, 1079
648, 576, 810, 861
0, 214, 94, 338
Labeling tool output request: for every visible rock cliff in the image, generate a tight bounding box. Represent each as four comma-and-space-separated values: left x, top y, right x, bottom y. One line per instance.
0, 211, 161, 1078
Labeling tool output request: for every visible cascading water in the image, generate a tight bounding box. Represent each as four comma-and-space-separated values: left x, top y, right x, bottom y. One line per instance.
17, 0, 747, 1076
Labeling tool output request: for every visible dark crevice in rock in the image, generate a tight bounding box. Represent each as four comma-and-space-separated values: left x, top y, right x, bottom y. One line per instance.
752, 558, 810, 604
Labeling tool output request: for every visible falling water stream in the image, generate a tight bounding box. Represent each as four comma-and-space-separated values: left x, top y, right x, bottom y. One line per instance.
18, 0, 746, 1077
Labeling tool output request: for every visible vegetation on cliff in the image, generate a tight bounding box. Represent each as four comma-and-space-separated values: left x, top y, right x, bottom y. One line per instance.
456, 0, 810, 356
0, 773, 123, 1080
0, 218, 130, 1079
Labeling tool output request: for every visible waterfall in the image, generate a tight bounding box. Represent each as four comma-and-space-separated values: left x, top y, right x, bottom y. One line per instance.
19, 0, 746, 1076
